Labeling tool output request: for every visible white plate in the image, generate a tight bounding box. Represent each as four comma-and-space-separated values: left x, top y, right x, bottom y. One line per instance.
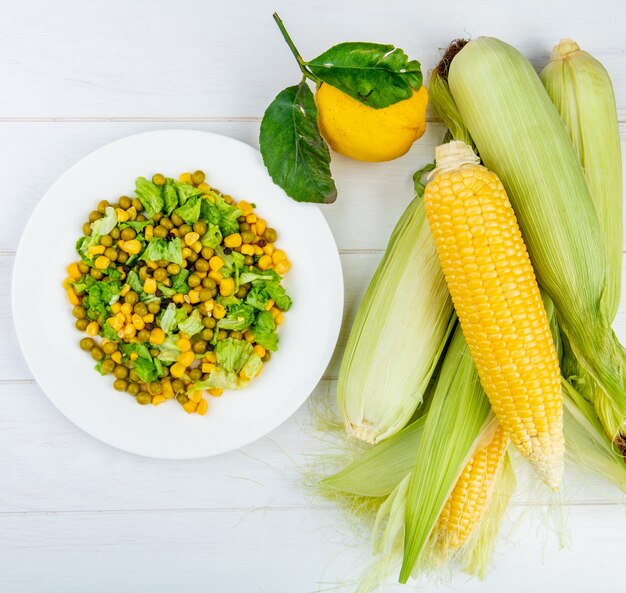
13, 129, 343, 459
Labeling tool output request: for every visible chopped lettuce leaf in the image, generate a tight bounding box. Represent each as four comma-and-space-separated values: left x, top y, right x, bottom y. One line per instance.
171, 268, 190, 293
156, 335, 181, 362
240, 352, 263, 380
239, 268, 281, 285
76, 234, 100, 263
175, 306, 189, 327
200, 197, 221, 226
119, 220, 151, 232
173, 195, 201, 224
187, 368, 245, 392
200, 224, 222, 248
163, 179, 179, 215
101, 323, 119, 342
157, 283, 176, 297
214, 194, 242, 236
82, 276, 121, 321
245, 284, 270, 311
216, 246, 245, 280
153, 357, 166, 378
105, 268, 123, 282
142, 237, 183, 265
216, 295, 241, 308
175, 182, 204, 205
94, 360, 107, 376
119, 342, 152, 361
160, 303, 178, 334
217, 303, 256, 331
264, 282, 292, 311
177, 309, 203, 337
134, 357, 159, 384
126, 270, 143, 293
252, 310, 279, 351
135, 177, 164, 216
90, 206, 117, 236
215, 338, 253, 373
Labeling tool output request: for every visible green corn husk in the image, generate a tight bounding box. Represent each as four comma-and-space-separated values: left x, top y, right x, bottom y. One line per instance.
337, 182, 455, 444
400, 325, 493, 582
436, 37, 626, 421
540, 39, 625, 443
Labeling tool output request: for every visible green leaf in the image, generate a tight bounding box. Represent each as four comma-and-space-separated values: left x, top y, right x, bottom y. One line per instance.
126, 270, 143, 293
101, 323, 119, 342
156, 335, 181, 363
307, 42, 422, 109
142, 237, 183, 265
177, 309, 204, 337
215, 338, 254, 373
175, 182, 204, 205
163, 179, 179, 215
217, 303, 256, 331
160, 303, 178, 334
200, 223, 222, 249
134, 357, 159, 384
171, 268, 190, 293
252, 310, 279, 351
173, 195, 202, 225
260, 81, 337, 204
119, 342, 152, 361
118, 220, 151, 232
135, 177, 163, 216
90, 207, 117, 236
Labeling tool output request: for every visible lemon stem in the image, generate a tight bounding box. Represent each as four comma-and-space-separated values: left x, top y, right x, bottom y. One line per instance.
272, 12, 321, 84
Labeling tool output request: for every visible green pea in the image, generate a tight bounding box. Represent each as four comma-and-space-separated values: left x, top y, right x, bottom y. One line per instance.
193, 340, 207, 354
83, 222, 92, 236
104, 247, 118, 261
132, 198, 142, 211
147, 301, 161, 314
202, 316, 216, 329
139, 267, 148, 281
216, 330, 227, 341
118, 196, 131, 209
262, 352, 272, 363
91, 347, 104, 361
121, 228, 136, 241
114, 366, 129, 379
172, 379, 185, 394
111, 227, 121, 240
152, 173, 166, 186
199, 289, 212, 302
149, 381, 163, 395
127, 383, 140, 396
149, 348, 160, 358
202, 278, 216, 290
191, 170, 205, 185
182, 303, 193, 314
167, 263, 180, 275
153, 268, 168, 282
153, 212, 163, 222
171, 213, 184, 227
72, 306, 86, 319
78, 262, 89, 274
239, 222, 250, 231
263, 228, 278, 243
176, 393, 189, 405
136, 214, 146, 222
230, 331, 242, 340
137, 329, 150, 342
158, 259, 169, 268
125, 291, 139, 305
153, 225, 168, 239
179, 224, 191, 236
244, 255, 254, 266
235, 287, 248, 299
89, 210, 103, 222
201, 328, 213, 341
194, 259, 209, 273
201, 247, 214, 260
129, 369, 140, 382
241, 230, 255, 244
90, 268, 104, 280
102, 341, 117, 355
101, 359, 116, 374
188, 274, 201, 288
189, 368, 203, 381
133, 301, 148, 316
80, 337, 95, 351
136, 391, 151, 405
193, 220, 207, 235
75, 318, 89, 331
187, 251, 198, 263
100, 234, 113, 247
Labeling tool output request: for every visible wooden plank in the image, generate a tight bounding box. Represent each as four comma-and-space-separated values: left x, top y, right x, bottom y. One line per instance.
0, 0, 624, 119
0, 504, 623, 593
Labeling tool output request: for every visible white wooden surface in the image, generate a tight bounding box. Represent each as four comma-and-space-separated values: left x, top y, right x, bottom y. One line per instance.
1, 1, 625, 591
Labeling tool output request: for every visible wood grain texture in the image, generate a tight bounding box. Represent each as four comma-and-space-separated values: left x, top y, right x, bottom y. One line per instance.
2, 0, 626, 591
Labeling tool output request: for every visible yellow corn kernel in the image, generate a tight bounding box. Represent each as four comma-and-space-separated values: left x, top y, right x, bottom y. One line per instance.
192, 241, 203, 253
177, 351, 195, 367
110, 350, 121, 364
205, 351, 217, 364
144, 225, 154, 241
119, 284, 130, 297
202, 362, 216, 374
263, 244, 274, 256
63, 277, 74, 290
152, 395, 166, 406
202, 193, 216, 203
188, 289, 201, 304
110, 302, 121, 314
182, 247, 192, 258
275, 312, 284, 326
254, 245, 264, 256
258, 255, 272, 270
66, 287, 80, 306
115, 208, 129, 222
170, 362, 186, 379
124, 324, 137, 339
189, 390, 202, 403
183, 400, 198, 414
265, 299, 275, 311
143, 278, 157, 294
238, 200, 253, 215
179, 172, 192, 184
224, 233, 242, 248
131, 313, 145, 330
270, 307, 280, 319
220, 278, 235, 297
213, 303, 226, 319
253, 344, 266, 358
67, 262, 81, 280
198, 183, 211, 192
240, 244, 255, 256
274, 260, 291, 275
197, 399, 208, 416
143, 313, 154, 323
130, 353, 138, 362
184, 231, 200, 246
272, 249, 287, 264
119, 302, 132, 316
149, 327, 165, 345
256, 218, 267, 236
116, 311, 125, 322
147, 261, 158, 270
172, 293, 185, 304
250, 224, 257, 235
88, 245, 106, 257
208, 270, 223, 283
126, 206, 137, 220
162, 379, 174, 399
245, 214, 257, 224
107, 316, 123, 331
121, 239, 141, 255
86, 321, 99, 336
209, 255, 224, 271
244, 330, 255, 343
239, 369, 249, 380
177, 337, 192, 352
209, 388, 223, 397
424, 142, 563, 488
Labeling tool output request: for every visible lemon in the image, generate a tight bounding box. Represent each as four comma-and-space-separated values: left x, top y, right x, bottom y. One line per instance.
315, 84, 429, 162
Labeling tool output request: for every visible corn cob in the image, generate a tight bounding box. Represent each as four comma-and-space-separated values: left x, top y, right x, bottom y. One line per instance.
434, 424, 509, 552
438, 37, 626, 423
423, 140, 563, 489
337, 193, 454, 444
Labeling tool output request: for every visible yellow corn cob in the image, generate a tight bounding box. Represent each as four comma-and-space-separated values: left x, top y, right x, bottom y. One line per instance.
424, 141, 563, 489
435, 424, 509, 552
